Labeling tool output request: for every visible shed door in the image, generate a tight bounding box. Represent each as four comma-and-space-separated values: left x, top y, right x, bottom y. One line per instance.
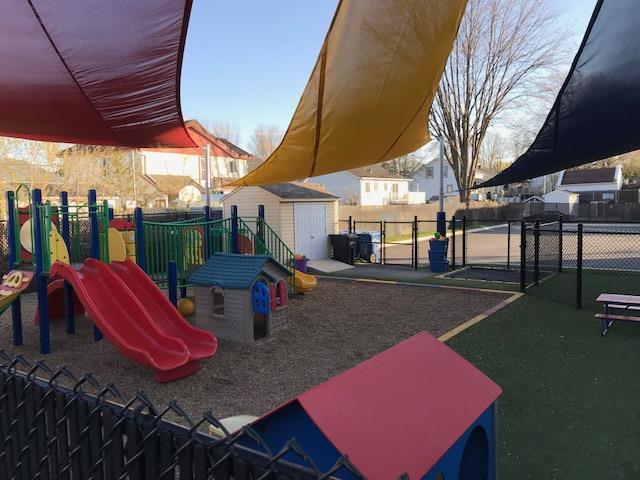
294, 203, 327, 259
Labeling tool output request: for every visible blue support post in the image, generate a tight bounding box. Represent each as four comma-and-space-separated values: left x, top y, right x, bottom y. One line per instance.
6, 190, 22, 346
203, 205, 211, 259
231, 205, 239, 254
60, 191, 75, 334
436, 211, 446, 237
87, 189, 102, 341
88, 189, 100, 259
108, 207, 114, 221
134, 207, 146, 271
257, 205, 265, 254
168, 261, 178, 307
32, 189, 51, 354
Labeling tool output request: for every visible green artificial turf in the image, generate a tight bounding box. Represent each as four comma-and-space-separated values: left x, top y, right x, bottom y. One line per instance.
446, 292, 640, 479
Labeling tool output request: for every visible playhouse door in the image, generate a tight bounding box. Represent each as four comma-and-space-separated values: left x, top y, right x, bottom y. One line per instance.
294, 203, 327, 259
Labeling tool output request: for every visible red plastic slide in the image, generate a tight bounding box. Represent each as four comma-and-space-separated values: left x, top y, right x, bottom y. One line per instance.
49, 259, 208, 382
109, 259, 217, 361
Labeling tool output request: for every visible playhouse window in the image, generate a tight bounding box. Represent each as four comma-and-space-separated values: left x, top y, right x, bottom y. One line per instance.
211, 287, 224, 316
276, 280, 288, 307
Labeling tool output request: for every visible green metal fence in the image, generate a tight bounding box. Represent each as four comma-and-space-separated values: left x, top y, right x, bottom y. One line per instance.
142, 216, 296, 292
143, 218, 234, 286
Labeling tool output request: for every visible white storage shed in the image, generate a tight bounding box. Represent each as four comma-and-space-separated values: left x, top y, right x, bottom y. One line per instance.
222, 183, 340, 259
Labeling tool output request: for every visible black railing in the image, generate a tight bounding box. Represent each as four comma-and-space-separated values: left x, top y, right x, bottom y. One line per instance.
0, 352, 361, 480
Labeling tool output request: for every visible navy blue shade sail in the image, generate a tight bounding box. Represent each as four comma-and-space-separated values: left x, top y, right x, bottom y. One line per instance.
482, 0, 640, 187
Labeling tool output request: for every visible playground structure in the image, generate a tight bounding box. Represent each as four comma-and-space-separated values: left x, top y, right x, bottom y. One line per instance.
2, 186, 316, 380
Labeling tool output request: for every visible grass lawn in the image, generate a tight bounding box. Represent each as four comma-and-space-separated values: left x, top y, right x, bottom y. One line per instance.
446, 290, 640, 479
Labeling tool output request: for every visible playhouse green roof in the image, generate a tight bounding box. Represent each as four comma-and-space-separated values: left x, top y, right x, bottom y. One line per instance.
189, 253, 290, 289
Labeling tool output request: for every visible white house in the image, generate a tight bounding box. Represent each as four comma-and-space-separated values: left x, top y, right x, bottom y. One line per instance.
411, 159, 499, 202
222, 183, 339, 259
309, 165, 422, 205
556, 166, 623, 195
411, 158, 458, 201
138, 119, 252, 197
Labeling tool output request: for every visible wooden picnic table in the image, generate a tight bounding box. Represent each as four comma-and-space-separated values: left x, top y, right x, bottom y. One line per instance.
595, 294, 640, 336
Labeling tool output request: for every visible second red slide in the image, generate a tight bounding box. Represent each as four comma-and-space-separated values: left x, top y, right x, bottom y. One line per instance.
109, 259, 217, 361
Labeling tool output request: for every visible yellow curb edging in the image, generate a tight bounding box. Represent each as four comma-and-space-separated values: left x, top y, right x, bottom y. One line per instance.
438, 292, 524, 342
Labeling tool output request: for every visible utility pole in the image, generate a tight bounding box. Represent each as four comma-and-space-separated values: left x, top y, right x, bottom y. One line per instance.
437, 136, 446, 236
204, 144, 211, 209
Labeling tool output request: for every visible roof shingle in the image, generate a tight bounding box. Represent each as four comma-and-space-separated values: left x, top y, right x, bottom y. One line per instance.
189, 253, 290, 289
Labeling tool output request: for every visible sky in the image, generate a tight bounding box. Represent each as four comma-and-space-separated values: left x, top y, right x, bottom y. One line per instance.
180, 0, 596, 151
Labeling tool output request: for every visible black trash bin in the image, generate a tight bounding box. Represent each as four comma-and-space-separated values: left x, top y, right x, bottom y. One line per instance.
329, 233, 358, 264
356, 233, 377, 263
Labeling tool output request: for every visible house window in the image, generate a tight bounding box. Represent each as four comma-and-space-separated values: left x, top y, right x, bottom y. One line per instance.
199, 156, 206, 183
425, 167, 434, 178
392, 183, 399, 193
442, 165, 448, 177
383, 183, 388, 192
227, 159, 238, 175
211, 287, 224, 316
373, 182, 379, 191
365, 182, 371, 193
446, 185, 453, 193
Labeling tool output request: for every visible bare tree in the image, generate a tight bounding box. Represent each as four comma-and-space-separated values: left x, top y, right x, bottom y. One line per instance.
479, 132, 508, 173
383, 152, 424, 178
249, 124, 283, 159
202, 119, 241, 145
429, 0, 566, 203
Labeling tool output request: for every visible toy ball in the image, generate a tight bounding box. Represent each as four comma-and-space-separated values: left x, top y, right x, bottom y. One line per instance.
177, 298, 195, 317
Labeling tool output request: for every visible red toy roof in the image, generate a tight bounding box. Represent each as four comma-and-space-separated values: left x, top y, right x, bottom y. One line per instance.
295, 332, 502, 478
0, 1, 195, 148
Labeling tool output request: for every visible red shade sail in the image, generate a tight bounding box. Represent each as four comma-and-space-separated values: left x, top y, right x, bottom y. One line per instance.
0, 0, 195, 148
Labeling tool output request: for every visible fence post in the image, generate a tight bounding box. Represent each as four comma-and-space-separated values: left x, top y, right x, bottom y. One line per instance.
576, 223, 583, 309
534, 219, 540, 285
558, 215, 563, 273
520, 221, 526, 293
348, 215, 352, 234
231, 205, 239, 254
168, 261, 178, 307
462, 215, 467, 267
411, 215, 420, 270
381, 221, 386, 265
451, 215, 456, 270
134, 207, 146, 271
32, 189, 51, 354
6, 190, 23, 346
60, 191, 75, 335
507, 221, 511, 271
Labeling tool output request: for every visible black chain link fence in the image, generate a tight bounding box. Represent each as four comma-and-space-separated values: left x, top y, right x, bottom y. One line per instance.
0, 352, 362, 480
522, 222, 640, 309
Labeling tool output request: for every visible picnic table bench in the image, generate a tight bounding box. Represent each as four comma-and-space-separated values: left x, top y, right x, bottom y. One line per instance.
595, 294, 640, 336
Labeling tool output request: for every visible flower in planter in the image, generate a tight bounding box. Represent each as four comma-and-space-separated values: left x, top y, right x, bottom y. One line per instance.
294, 253, 308, 261
432, 232, 442, 240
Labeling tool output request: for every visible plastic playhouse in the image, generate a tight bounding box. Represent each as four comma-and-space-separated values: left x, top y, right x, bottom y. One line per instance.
189, 253, 291, 343
237, 332, 501, 479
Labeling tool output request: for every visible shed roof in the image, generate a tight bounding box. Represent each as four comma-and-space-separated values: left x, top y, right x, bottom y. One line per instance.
561, 167, 617, 185
189, 253, 290, 289
258, 332, 502, 479
260, 183, 338, 200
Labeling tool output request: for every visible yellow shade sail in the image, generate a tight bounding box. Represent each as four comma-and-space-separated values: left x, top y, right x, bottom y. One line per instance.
231, 0, 467, 187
